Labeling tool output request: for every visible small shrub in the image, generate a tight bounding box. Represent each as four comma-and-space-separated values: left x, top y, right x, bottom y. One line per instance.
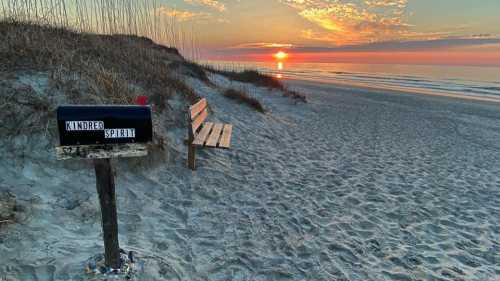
223, 88, 265, 113
168, 60, 210, 83
205, 65, 307, 103
206, 66, 284, 90
166, 76, 200, 104
284, 90, 307, 103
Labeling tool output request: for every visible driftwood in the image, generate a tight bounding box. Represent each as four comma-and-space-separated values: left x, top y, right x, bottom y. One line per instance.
56, 143, 148, 160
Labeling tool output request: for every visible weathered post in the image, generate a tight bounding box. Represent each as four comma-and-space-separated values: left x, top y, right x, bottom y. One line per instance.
188, 138, 196, 170
94, 158, 120, 269
187, 107, 196, 170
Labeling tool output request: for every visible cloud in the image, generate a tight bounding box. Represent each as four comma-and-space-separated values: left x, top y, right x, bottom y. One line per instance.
364, 0, 407, 8
184, 0, 226, 12
280, 0, 415, 45
230, 42, 295, 49
156, 6, 211, 21
219, 37, 500, 54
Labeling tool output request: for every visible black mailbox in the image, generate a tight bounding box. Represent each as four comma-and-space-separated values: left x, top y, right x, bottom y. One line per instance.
57, 105, 153, 146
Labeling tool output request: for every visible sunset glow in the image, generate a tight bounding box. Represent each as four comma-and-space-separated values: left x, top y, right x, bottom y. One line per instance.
273, 51, 288, 60
190, 0, 500, 66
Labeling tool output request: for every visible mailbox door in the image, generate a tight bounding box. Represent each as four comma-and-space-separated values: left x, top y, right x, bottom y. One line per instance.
57, 105, 153, 146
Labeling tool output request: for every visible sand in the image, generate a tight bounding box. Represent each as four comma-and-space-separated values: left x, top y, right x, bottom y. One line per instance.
1, 74, 499, 280
297, 78, 500, 104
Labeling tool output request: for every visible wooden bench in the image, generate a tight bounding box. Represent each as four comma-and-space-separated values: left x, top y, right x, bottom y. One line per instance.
187, 98, 233, 170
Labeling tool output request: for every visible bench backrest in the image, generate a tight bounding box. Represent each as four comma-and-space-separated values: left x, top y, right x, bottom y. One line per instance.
188, 98, 208, 136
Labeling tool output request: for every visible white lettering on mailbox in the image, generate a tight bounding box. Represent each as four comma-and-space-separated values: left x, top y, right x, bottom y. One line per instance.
66, 121, 105, 131
105, 129, 136, 139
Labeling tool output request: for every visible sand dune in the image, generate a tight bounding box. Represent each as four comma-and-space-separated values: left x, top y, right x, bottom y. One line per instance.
1, 74, 499, 280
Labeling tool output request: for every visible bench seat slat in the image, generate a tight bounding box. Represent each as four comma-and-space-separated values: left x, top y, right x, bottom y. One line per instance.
193, 122, 214, 146
190, 98, 207, 120
205, 123, 223, 147
191, 109, 208, 133
218, 124, 232, 149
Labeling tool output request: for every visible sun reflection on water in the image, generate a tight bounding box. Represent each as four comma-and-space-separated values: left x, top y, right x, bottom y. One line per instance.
276, 62, 284, 78
273, 51, 287, 79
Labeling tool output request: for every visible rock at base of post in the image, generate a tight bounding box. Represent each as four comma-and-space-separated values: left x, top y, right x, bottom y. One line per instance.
85, 249, 142, 280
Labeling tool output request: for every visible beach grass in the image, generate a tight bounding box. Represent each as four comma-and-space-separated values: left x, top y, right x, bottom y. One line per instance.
0, 19, 199, 155
0, 20, 198, 103
167, 60, 211, 84
1, 0, 306, 105
222, 88, 266, 113
229, 70, 283, 90
0, 0, 305, 144
0, 0, 201, 59
205, 65, 307, 103
208, 68, 285, 90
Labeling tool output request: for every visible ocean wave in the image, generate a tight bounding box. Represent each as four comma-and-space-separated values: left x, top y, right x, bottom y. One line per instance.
207, 61, 500, 99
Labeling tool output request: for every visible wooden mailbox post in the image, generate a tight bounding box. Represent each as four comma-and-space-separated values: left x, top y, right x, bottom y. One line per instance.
56, 105, 153, 270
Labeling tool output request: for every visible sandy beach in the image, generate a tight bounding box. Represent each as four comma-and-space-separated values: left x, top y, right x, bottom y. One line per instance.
1, 74, 500, 281
288, 78, 500, 105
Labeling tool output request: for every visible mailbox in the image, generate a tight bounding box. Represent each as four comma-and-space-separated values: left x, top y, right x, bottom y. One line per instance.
57, 105, 153, 146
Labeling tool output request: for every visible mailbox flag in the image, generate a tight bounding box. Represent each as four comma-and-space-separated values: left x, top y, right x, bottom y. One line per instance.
135, 96, 148, 106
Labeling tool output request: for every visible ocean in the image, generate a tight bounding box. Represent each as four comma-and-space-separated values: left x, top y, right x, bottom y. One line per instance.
204, 61, 500, 100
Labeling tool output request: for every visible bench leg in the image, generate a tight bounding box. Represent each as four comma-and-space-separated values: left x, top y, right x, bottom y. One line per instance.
188, 144, 196, 170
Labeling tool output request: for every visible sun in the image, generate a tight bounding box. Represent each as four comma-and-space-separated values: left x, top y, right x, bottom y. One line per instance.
273, 51, 288, 60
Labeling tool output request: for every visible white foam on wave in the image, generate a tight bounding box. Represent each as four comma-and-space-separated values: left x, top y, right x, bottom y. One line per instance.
206, 61, 500, 102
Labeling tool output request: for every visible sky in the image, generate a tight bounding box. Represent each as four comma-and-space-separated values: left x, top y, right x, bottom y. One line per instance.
152, 1, 500, 65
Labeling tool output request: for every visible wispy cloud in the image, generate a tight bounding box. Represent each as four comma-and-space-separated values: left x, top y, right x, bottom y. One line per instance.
156, 6, 211, 21
220, 37, 500, 54
279, 0, 421, 45
229, 42, 295, 49
364, 0, 407, 8
184, 0, 226, 12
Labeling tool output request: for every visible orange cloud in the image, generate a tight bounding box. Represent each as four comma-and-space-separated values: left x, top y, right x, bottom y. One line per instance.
230, 42, 294, 49
156, 6, 210, 21
184, 0, 226, 12
280, 0, 418, 45
364, 0, 407, 8
291, 50, 500, 66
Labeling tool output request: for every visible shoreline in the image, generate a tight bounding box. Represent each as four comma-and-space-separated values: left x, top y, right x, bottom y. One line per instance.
284, 77, 500, 105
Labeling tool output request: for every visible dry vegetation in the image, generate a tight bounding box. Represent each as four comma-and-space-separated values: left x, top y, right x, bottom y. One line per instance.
205, 66, 307, 103
207, 68, 285, 90
0, 0, 200, 59
223, 88, 265, 113
0, 0, 305, 150
0, 191, 16, 227
0, 19, 201, 158
0, 0, 206, 149
283, 89, 307, 103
